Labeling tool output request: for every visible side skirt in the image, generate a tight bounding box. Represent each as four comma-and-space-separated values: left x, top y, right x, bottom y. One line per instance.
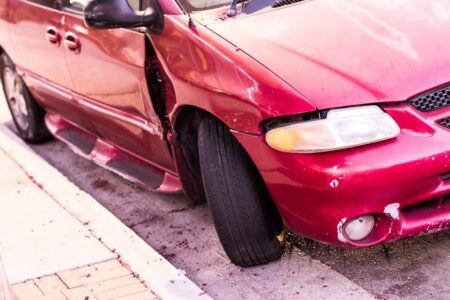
45, 112, 182, 193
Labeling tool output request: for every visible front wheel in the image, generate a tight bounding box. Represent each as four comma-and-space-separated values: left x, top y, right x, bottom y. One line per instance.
0, 53, 50, 142
197, 115, 284, 267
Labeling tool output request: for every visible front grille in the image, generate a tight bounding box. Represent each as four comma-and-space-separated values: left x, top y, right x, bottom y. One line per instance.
409, 84, 450, 112
438, 117, 450, 129
272, 0, 305, 8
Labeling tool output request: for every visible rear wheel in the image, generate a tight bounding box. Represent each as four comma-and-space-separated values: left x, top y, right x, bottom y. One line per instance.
197, 115, 284, 267
0, 53, 50, 142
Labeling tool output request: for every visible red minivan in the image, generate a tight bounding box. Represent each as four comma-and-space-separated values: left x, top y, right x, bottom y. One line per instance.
1, 0, 450, 267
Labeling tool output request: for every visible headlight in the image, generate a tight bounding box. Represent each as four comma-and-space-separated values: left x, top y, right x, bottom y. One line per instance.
266, 105, 400, 153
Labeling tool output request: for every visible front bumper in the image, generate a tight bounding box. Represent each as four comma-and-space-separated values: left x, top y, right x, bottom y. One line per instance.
233, 103, 450, 247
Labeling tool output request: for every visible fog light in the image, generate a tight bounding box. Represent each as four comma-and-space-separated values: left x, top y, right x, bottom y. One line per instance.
344, 216, 375, 241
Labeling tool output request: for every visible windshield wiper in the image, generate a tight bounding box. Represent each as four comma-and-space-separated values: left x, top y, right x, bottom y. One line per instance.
227, 0, 239, 16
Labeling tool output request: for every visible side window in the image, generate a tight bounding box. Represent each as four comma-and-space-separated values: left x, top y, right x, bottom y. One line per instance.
68, 0, 87, 10
27, 0, 88, 11
61, 0, 142, 11
128, 0, 141, 10
27, 0, 61, 9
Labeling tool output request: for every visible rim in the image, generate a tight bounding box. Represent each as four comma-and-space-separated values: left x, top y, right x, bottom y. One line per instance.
3, 67, 29, 131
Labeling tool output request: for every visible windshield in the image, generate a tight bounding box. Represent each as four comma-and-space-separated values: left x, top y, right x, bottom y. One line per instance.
180, 0, 235, 12
179, 0, 278, 14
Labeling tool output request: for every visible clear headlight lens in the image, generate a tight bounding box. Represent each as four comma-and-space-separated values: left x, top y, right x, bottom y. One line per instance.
266, 106, 400, 153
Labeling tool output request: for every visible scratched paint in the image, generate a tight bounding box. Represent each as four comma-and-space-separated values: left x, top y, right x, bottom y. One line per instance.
384, 203, 401, 220
337, 218, 347, 242
330, 179, 340, 188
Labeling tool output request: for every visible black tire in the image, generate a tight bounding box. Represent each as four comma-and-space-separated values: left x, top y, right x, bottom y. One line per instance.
0, 53, 50, 142
197, 115, 284, 267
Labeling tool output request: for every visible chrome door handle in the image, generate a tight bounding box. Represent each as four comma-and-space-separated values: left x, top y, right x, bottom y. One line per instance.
45, 26, 61, 45
64, 32, 81, 53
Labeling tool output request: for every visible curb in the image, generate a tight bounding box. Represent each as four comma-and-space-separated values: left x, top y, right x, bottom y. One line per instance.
0, 124, 211, 300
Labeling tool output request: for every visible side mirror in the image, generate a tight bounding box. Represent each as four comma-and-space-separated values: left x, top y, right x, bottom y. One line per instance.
83, 0, 164, 34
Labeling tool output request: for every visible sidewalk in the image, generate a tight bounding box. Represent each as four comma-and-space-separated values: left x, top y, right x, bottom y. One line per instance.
0, 124, 209, 300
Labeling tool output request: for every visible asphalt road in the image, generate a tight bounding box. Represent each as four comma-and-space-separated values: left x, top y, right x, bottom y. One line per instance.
1, 96, 449, 299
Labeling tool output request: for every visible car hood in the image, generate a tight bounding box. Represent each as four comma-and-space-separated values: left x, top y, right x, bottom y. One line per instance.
207, 0, 450, 109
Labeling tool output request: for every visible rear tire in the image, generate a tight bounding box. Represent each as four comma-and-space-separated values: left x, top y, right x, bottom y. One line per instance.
0, 53, 50, 142
197, 115, 284, 267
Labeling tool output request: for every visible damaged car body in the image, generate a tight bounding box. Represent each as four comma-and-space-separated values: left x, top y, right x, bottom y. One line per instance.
1, 0, 450, 267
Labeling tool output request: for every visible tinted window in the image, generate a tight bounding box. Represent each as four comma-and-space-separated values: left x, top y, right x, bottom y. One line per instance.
27, 0, 61, 9
61, 0, 141, 11
27, 0, 88, 10
128, 0, 140, 10
181, 0, 233, 12
68, 0, 87, 10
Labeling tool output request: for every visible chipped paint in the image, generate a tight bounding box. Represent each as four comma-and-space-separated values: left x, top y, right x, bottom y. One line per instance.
337, 218, 347, 242
420, 216, 450, 235
384, 203, 400, 220
330, 179, 340, 188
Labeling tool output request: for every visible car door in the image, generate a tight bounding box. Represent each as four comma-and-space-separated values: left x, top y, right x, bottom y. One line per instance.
8, 0, 96, 133
60, 0, 176, 172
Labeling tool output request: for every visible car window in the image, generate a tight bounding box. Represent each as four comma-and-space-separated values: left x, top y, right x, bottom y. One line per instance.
68, 0, 87, 10
27, 0, 62, 10
63, 0, 141, 11
128, 0, 141, 10
179, 0, 234, 12
28, 0, 143, 12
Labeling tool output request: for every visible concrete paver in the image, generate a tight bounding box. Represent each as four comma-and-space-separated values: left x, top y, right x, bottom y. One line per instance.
115, 291, 158, 300
34, 275, 68, 294
34, 292, 67, 300
95, 282, 148, 300
61, 286, 98, 300
11, 281, 43, 299
57, 260, 131, 289
0, 150, 114, 284
84, 275, 137, 294
12, 259, 158, 300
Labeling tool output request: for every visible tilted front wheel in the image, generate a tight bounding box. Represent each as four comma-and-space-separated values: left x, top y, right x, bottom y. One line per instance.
197, 115, 284, 267
0, 53, 50, 142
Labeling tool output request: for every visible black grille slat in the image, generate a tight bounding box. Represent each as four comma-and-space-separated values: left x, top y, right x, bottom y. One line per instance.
272, 0, 305, 8
438, 117, 450, 129
409, 84, 450, 112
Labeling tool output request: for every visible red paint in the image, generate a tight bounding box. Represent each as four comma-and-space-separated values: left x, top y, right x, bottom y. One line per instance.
1, 0, 450, 247
209, 1, 450, 110
234, 103, 450, 246
153, 14, 315, 134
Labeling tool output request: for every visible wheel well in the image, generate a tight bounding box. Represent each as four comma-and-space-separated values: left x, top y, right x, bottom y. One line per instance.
173, 106, 208, 204
174, 106, 284, 231
0, 46, 5, 60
